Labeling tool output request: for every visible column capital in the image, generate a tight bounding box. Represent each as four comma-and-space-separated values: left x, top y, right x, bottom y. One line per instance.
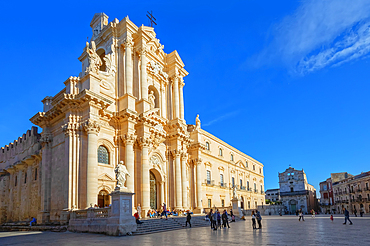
122, 134, 137, 145
193, 158, 202, 165
123, 37, 134, 49
40, 133, 53, 148
138, 136, 151, 149
181, 152, 188, 161
82, 119, 100, 135
138, 45, 148, 56
171, 149, 182, 158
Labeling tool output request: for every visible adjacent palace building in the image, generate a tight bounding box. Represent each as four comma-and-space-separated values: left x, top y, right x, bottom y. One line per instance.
0, 13, 264, 223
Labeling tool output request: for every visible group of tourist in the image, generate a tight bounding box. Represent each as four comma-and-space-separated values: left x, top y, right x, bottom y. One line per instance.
207, 209, 231, 230
251, 210, 262, 229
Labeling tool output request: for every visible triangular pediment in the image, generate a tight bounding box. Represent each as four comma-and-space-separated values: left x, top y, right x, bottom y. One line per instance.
98, 173, 115, 181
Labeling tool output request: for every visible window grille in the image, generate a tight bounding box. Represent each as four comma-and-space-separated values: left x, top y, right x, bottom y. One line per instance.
98, 146, 109, 164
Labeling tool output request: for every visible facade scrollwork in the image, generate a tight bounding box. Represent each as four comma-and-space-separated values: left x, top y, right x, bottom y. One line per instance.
85, 41, 102, 74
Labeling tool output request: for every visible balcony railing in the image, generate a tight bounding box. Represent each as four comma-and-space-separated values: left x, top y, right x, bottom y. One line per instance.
240, 186, 246, 190
261, 191, 265, 195
219, 182, 227, 188
254, 189, 258, 193
205, 179, 215, 186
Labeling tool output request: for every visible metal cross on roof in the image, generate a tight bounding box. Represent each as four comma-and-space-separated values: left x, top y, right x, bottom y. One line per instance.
146, 11, 157, 27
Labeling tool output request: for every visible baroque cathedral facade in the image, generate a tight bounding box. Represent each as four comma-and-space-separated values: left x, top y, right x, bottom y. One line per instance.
0, 13, 264, 223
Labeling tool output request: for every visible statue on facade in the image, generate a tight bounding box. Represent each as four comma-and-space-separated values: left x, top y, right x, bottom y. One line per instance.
85, 41, 102, 74
233, 185, 237, 199
115, 161, 130, 189
196, 114, 201, 128
149, 91, 155, 109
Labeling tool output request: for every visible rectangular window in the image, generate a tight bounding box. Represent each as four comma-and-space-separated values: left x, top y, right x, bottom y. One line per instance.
240, 179, 243, 188
208, 199, 212, 208
232, 177, 235, 187
220, 174, 224, 186
261, 185, 263, 193
207, 170, 211, 184
248, 201, 250, 209
366, 183, 369, 190
290, 187, 294, 192
221, 199, 225, 207
35, 168, 37, 180
247, 181, 249, 191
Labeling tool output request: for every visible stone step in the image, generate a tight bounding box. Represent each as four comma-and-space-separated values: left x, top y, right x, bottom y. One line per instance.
133, 217, 211, 235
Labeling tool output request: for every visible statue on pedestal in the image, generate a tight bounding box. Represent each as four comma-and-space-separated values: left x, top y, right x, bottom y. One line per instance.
149, 91, 155, 109
85, 41, 102, 74
196, 114, 201, 128
115, 161, 130, 189
233, 186, 237, 199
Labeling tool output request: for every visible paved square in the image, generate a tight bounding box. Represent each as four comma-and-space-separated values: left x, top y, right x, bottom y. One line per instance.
1, 215, 369, 246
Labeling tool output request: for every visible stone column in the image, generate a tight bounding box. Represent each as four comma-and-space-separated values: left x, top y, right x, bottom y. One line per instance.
172, 76, 180, 119
83, 120, 100, 208
140, 46, 148, 100
124, 37, 134, 95
179, 80, 185, 119
124, 134, 136, 193
160, 181, 165, 206
160, 85, 166, 118
181, 154, 188, 209
38, 133, 52, 223
140, 137, 150, 217
196, 159, 203, 209
173, 150, 182, 209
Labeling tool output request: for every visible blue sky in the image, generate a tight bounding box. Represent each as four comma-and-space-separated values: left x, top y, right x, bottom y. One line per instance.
1, 0, 370, 196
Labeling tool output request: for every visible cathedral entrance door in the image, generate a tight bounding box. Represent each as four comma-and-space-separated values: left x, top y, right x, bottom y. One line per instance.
291, 204, 296, 213
98, 190, 110, 208
150, 171, 157, 209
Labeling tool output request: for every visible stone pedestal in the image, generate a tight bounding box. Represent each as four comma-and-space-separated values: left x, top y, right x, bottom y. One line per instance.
106, 189, 137, 236
232, 198, 243, 218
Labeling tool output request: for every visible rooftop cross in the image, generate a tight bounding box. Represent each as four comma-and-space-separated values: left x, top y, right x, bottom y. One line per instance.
146, 11, 157, 27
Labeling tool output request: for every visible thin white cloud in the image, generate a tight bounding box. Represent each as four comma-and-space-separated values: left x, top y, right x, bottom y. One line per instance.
254, 0, 370, 75
203, 111, 239, 127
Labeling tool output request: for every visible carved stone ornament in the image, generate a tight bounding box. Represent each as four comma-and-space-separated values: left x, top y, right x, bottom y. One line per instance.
115, 161, 130, 189
82, 120, 101, 135
85, 41, 102, 74
148, 60, 168, 79
102, 52, 116, 76
150, 155, 160, 166
154, 124, 164, 132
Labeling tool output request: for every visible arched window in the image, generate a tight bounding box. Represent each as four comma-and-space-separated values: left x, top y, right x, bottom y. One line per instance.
15, 176, 17, 186
219, 148, 223, 156
24, 173, 27, 184
230, 154, 234, 161
97, 49, 106, 71
98, 146, 109, 164
246, 161, 248, 168
35, 168, 38, 180
206, 142, 210, 150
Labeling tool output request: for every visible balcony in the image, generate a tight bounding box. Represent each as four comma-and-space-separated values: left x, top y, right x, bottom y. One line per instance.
261, 191, 265, 195
205, 179, 215, 186
240, 186, 246, 190
219, 182, 227, 188
254, 189, 258, 193
356, 189, 362, 193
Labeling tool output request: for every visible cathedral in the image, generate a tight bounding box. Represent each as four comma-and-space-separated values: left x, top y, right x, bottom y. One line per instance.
0, 13, 264, 223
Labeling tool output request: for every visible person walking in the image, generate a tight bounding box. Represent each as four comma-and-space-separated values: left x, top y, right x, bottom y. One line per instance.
343, 207, 353, 225
162, 203, 168, 220
208, 209, 214, 229
185, 211, 192, 227
298, 209, 305, 221
330, 214, 334, 222
311, 209, 315, 218
230, 209, 235, 222
354, 208, 357, 217
222, 210, 230, 228
251, 210, 257, 229
212, 211, 218, 230
217, 211, 222, 229
29, 217, 37, 226
256, 210, 262, 229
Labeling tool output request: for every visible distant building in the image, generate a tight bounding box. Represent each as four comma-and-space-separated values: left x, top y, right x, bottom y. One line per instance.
278, 167, 317, 214
332, 171, 370, 214
319, 172, 351, 214
265, 188, 280, 203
